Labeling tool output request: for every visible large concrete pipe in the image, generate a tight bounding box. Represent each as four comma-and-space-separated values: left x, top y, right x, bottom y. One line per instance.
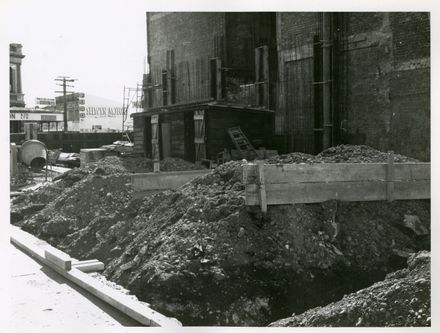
20, 140, 47, 168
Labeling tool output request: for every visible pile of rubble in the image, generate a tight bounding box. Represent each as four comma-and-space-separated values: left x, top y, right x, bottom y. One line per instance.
13, 145, 430, 326
269, 251, 431, 327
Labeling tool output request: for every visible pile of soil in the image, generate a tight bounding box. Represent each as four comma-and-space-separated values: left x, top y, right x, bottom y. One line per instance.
269, 250, 431, 327
14, 145, 430, 326
96, 155, 205, 174
266, 144, 417, 164
11, 155, 202, 225
159, 157, 206, 172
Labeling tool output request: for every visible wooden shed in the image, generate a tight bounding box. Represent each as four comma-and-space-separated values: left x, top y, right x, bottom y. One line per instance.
132, 101, 274, 163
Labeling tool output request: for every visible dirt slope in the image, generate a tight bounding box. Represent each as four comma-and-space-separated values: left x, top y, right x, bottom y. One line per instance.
14, 146, 430, 326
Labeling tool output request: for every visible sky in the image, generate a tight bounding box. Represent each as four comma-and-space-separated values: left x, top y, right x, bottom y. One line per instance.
2, 0, 148, 107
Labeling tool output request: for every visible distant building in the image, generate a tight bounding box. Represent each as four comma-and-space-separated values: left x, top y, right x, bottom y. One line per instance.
35, 97, 56, 110
9, 43, 25, 107
9, 44, 64, 133
55, 93, 129, 132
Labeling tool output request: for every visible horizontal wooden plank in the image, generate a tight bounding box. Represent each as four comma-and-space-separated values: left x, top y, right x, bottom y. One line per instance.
132, 169, 210, 191
243, 163, 430, 184
245, 180, 430, 205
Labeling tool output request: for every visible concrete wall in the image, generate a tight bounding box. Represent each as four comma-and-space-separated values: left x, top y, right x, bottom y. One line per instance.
276, 12, 430, 161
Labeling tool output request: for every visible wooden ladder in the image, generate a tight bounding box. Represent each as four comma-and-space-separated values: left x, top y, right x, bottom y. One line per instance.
227, 127, 259, 160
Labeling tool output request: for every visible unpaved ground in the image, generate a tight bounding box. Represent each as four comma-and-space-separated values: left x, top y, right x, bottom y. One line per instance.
12, 146, 430, 326
269, 250, 430, 327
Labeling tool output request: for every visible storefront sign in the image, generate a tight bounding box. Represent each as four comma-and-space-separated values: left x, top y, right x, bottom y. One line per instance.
36, 97, 55, 106
10, 112, 63, 121
85, 106, 124, 117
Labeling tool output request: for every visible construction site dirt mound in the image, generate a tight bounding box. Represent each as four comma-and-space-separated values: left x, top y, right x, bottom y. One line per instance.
14, 145, 430, 326
11, 155, 202, 224
91, 155, 205, 174
266, 144, 418, 164
269, 250, 431, 327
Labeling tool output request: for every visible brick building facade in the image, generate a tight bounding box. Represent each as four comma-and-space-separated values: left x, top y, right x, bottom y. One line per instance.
276, 12, 430, 160
133, 12, 430, 162
133, 12, 276, 163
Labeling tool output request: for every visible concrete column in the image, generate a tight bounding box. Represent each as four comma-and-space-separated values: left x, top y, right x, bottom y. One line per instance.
17, 64, 22, 94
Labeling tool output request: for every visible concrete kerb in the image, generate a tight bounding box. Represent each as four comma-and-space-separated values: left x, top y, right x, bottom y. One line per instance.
10, 226, 182, 328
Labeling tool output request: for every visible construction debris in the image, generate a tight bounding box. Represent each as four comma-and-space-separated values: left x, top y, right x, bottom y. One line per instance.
12, 145, 430, 326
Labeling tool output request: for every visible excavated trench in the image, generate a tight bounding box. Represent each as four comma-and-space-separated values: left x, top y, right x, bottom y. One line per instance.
127, 260, 391, 326
11, 149, 430, 326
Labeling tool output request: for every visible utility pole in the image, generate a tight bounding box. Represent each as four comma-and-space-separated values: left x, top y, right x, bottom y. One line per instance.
55, 76, 76, 132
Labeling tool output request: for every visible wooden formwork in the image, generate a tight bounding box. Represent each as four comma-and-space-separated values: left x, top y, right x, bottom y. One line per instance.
243, 161, 430, 213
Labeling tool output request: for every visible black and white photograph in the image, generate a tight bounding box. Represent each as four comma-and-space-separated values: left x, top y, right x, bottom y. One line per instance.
1, 0, 436, 331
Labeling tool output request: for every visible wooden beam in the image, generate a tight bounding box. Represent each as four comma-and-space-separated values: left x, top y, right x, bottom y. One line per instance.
132, 169, 210, 192
257, 162, 267, 214
387, 151, 395, 201
243, 163, 430, 184
245, 180, 430, 205
243, 162, 430, 206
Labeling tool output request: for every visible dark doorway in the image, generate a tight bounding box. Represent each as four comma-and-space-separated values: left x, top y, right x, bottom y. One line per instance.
144, 116, 152, 158
184, 111, 196, 162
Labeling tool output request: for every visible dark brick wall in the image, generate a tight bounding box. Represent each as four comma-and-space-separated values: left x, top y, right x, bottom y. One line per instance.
147, 12, 225, 106
278, 12, 320, 50
225, 13, 276, 81
342, 12, 430, 161
345, 12, 384, 34
148, 12, 225, 70
390, 12, 430, 62
276, 12, 430, 161
146, 12, 277, 108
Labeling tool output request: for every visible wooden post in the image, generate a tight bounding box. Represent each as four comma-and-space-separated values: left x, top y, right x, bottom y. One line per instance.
386, 151, 394, 201
257, 161, 267, 214
151, 115, 160, 172
194, 110, 206, 162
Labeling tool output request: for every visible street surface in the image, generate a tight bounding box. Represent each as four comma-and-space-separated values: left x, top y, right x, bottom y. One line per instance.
5, 242, 139, 330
